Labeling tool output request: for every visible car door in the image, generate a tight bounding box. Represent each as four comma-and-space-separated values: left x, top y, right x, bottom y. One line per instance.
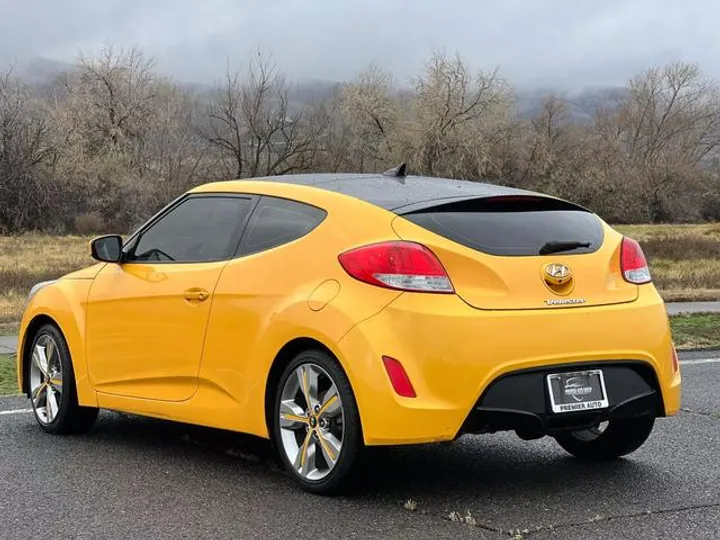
85, 194, 255, 401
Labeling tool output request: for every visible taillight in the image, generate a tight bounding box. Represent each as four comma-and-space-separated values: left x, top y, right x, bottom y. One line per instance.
671, 343, 680, 373
381, 356, 416, 397
338, 241, 454, 293
620, 237, 652, 284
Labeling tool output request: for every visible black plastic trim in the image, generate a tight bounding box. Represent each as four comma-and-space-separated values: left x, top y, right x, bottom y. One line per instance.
459, 361, 665, 439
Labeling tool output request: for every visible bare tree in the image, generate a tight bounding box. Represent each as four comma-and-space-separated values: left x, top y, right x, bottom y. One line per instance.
0, 69, 57, 231
594, 61, 720, 221
67, 46, 157, 159
410, 52, 511, 178
206, 52, 327, 179
142, 79, 206, 204
335, 64, 397, 171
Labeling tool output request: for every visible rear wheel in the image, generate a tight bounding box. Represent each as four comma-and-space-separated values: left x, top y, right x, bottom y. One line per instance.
272, 349, 362, 494
554, 416, 655, 460
28, 324, 99, 434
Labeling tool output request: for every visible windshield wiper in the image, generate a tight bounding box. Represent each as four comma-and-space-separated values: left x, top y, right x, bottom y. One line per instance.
539, 241, 592, 255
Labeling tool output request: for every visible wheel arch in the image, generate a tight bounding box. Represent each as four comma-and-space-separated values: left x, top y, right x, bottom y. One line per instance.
263, 336, 362, 441
19, 314, 58, 395
19, 280, 98, 407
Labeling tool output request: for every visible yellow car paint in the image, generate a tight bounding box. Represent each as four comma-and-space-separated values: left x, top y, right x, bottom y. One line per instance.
17, 179, 680, 447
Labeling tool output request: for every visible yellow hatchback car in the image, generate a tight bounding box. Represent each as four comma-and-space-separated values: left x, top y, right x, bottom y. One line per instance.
17, 167, 681, 493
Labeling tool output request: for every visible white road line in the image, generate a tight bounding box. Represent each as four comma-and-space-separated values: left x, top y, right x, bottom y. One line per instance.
0, 408, 32, 416
680, 358, 720, 366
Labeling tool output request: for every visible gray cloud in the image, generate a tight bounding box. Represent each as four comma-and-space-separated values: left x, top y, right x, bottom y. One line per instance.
1, 0, 719, 89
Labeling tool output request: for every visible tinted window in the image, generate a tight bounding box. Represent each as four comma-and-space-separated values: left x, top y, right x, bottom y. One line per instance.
403, 197, 604, 256
131, 196, 252, 262
239, 197, 326, 256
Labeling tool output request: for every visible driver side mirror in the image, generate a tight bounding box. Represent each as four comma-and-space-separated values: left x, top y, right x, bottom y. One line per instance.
90, 235, 123, 263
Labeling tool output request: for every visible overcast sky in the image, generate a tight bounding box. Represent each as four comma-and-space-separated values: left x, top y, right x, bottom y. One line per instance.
1, 0, 718, 90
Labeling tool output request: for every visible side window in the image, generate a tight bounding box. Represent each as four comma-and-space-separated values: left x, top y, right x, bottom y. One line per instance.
131, 196, 253, 263
239, 197, 327, 256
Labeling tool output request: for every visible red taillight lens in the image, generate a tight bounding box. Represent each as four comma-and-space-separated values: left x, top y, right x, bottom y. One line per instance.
671, 343, 680, 373
381, 356, 416, 398
620, 237, 652, 284
338, 241, 454, 293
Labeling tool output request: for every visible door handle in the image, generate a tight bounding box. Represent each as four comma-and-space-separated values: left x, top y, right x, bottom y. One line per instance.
184, 289, 210, 302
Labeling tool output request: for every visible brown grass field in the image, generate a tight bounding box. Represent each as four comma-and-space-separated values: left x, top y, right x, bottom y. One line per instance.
0, 235, 92, 333
1, 225, 719, 342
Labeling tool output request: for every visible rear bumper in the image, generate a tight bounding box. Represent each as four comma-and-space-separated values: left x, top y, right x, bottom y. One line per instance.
460, 361, 664, 439
337, 286, 681, 446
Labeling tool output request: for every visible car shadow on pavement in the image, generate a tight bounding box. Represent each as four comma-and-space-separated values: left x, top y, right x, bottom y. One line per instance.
81, 411, 669, 503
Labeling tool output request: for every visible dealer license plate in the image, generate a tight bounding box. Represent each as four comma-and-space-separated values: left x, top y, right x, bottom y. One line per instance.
546, 369, 609, 414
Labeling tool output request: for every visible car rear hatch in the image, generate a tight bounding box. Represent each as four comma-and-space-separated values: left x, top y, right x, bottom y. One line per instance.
391, 195, 638, 310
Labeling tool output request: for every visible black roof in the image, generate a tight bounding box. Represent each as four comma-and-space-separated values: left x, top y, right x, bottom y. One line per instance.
260, 173, 537, 213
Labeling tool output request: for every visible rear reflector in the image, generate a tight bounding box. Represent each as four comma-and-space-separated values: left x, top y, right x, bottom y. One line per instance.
620, 237, 652, 284
381, 356, 416, 398
671, 344, 679, 373
338, 241, 453, 293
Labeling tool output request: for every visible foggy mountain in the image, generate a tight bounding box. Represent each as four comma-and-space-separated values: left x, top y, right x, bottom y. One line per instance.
10, 56, 627, 122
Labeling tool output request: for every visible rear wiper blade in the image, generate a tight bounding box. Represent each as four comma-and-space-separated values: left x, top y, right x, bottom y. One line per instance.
539, 241, 592, 255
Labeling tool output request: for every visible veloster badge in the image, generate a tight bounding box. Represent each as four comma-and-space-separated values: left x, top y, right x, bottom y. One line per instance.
544, 298, 586, 305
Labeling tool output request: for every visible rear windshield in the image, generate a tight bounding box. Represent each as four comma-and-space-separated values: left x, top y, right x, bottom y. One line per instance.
402, 196, 604, 256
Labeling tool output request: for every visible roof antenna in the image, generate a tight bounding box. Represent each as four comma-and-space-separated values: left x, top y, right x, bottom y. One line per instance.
382, 163, 407, 183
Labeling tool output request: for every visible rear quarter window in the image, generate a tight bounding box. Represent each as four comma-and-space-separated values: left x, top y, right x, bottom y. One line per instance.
402, 196, 604, 256
239, 196, 327, 256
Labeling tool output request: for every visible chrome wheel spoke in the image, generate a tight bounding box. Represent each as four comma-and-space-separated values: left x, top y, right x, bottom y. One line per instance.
297, 365, 319, 410
49, 372, 63, 393
294, 431, 313, 472
317, 430, 341, 466
45, 339, 56, 367
45, 386, 59, 422
318, 386, 341, 417
303, 439, 319, 478
32, 382, 46, 407
279, 400, 308, 429
33, 345, 49, 377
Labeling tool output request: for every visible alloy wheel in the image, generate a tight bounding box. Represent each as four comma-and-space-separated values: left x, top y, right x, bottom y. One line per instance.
278, 363, 345, 481
29, 334, 64, 425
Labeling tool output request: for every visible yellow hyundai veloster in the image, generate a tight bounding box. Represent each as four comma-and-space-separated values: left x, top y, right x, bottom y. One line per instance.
17, 166, 681, 493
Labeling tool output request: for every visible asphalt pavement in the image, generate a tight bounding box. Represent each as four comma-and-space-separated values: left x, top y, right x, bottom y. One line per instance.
0, 336, 16, 355
0, 350, 718, 540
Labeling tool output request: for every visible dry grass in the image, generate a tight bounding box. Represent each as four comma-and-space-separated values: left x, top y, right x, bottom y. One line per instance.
0, 235, 91, 333
0, 225, 718, 331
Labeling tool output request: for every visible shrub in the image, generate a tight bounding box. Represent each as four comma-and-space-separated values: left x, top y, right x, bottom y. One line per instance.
73, 212, 107, 235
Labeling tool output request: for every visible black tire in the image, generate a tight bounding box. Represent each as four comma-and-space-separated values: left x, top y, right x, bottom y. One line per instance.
27, 324, 99, 435
272, 349, 362, 494
554, 416, 655, 461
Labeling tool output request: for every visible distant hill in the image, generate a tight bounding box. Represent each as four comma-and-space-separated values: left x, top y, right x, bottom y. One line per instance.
515, 86, 628, 122
6, 56, 628, 122
12, 57, 72, 84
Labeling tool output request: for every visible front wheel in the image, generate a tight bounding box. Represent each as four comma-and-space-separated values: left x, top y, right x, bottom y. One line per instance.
554, 416, 655, 461
272, 350, 362, 494
28, 324, 99, 434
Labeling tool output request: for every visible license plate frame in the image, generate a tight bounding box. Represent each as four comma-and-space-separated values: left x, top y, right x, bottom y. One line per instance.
546, 369, 609, 414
